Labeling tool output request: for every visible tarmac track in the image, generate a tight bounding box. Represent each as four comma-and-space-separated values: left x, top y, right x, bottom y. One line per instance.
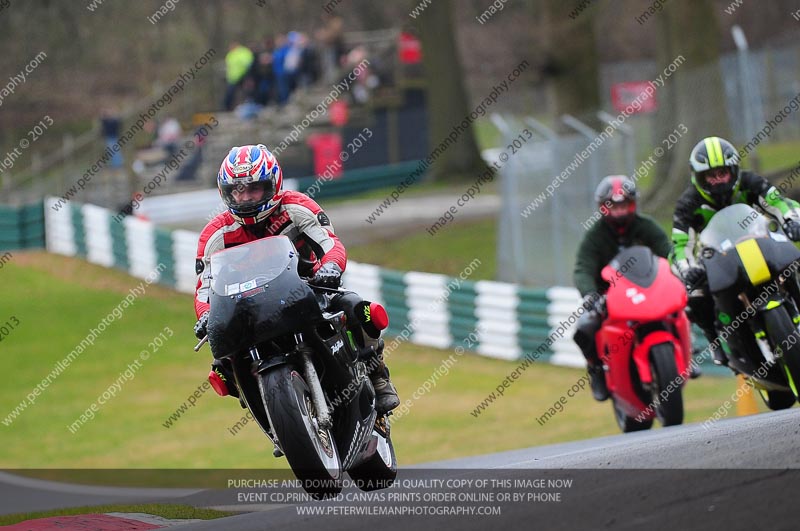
3, 409, 800, 530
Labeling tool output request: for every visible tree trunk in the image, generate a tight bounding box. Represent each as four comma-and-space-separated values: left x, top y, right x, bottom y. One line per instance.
190, 0, 225, 61
540, 0, 600, 124
414, 0, 488, 182
642, 0, 729, 211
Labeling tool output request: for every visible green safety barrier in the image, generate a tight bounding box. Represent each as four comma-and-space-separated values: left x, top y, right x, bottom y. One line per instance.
295, 161, 422, 200
0, 202, 45, 251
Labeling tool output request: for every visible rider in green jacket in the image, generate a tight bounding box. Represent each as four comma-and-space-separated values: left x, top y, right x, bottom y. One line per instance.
573, 175, 672, 401
670, 136, 800, 364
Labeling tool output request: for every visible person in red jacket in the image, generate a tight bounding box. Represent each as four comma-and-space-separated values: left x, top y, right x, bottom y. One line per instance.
193, 144, 399, 413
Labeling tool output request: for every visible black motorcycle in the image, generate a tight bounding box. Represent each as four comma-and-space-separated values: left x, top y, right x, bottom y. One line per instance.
698, 204, 800, 409
195, 236, 396, 497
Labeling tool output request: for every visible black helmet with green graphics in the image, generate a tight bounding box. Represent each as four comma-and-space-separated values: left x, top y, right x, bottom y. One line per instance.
689, 136, 741, 207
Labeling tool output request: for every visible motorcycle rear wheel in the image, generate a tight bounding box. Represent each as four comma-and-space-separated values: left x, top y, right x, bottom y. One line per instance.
260, 365, 343, 499
649, 343, 684, 426
762, 306, 800, 403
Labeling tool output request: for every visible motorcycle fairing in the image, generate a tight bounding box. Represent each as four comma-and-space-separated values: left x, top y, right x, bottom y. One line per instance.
736, 239, 772, 286
757, 237, 800, 277
207, 237, 320, 360
704, 251, 741, 293
600, 322, 650, 419
705, 237, 800, 294
601, 323, 687, 419
597, 247, 692, 422
603, 259, 687, 322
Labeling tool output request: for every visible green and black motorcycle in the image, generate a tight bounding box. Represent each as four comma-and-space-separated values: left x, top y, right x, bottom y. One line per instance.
697, 204, 800, 409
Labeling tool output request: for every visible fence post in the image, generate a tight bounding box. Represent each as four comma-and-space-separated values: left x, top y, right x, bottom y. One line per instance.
732, 25, 761, 172
597, 110, 636, 178
524, 117, 565, 286
492, 113, 535, 285
561, 114, 601, 205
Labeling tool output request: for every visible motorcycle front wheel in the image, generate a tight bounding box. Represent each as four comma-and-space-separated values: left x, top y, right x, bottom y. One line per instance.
757, 388, 796, 410
649, 342, 684, 426
612, 397, 653, 433
260, 365, 343, 498
762, 306, 800, 403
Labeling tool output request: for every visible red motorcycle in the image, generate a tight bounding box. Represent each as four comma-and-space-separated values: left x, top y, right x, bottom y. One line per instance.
596, 246, 692, 432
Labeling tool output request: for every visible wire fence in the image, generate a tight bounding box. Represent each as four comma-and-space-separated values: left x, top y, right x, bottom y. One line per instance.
496, 39, 800, 287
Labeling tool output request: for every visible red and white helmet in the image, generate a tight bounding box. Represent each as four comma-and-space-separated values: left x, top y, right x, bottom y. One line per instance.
218, 144, 283, 225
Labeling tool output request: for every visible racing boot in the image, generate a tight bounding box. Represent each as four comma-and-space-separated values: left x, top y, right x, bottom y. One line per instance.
687, 297, 724, 367
587, 363, 609, 402
366, 338, 400, 413
688, 353, 703, 379
209, 359, 240, 398
700, 324, 727, 367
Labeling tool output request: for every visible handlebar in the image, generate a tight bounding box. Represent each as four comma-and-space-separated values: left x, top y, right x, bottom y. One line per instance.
194, 336, 208, 352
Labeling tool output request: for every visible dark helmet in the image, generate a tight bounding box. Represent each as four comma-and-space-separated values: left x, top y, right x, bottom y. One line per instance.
595, 175, 637, 233
689, 136, 741, 207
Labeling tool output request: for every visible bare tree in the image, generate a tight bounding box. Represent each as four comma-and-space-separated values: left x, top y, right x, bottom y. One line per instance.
643, 0, 729, 211
539, 0, 600, 123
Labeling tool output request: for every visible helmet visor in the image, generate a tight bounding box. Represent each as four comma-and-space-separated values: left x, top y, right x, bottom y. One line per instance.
600, 198, 635, 217
600, 198, 636, 232
698, 167, 735, 195
221, 180, 275, 213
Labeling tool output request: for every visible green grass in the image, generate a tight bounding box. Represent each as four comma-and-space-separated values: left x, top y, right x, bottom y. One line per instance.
745, 139, 800, 173
473, 120, 502, 151
0, 252, 757, 475
348, 217, 497, 279
0, 504, 233, 526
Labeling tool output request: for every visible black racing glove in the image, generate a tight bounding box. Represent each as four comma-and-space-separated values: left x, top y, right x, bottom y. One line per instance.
683, 267, 707, 289
309, 262, 342, 289
194, 312, 209, 340
581, 291, 605, 315
784, 219, 800, 241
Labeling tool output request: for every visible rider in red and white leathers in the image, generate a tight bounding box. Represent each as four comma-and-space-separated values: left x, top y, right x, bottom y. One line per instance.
193, 144, 399, 413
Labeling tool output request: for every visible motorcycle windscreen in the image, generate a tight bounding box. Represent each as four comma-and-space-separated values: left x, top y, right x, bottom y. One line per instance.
699, 204, 770, 253
606, 246, 659, 288
604, 247, 687, 321
207, 236, 320, 359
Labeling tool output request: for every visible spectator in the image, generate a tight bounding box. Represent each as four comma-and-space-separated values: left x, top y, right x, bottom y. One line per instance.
224, 41, 255, 111
156, 116, 182, 156
251, 50, 275, 106
100, 107, 123, 168
283, 31, 304, 95
298, 33, 321, 88
272, 34, 291, 105
315, 14, 346, 83
343, 45, 376, 104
